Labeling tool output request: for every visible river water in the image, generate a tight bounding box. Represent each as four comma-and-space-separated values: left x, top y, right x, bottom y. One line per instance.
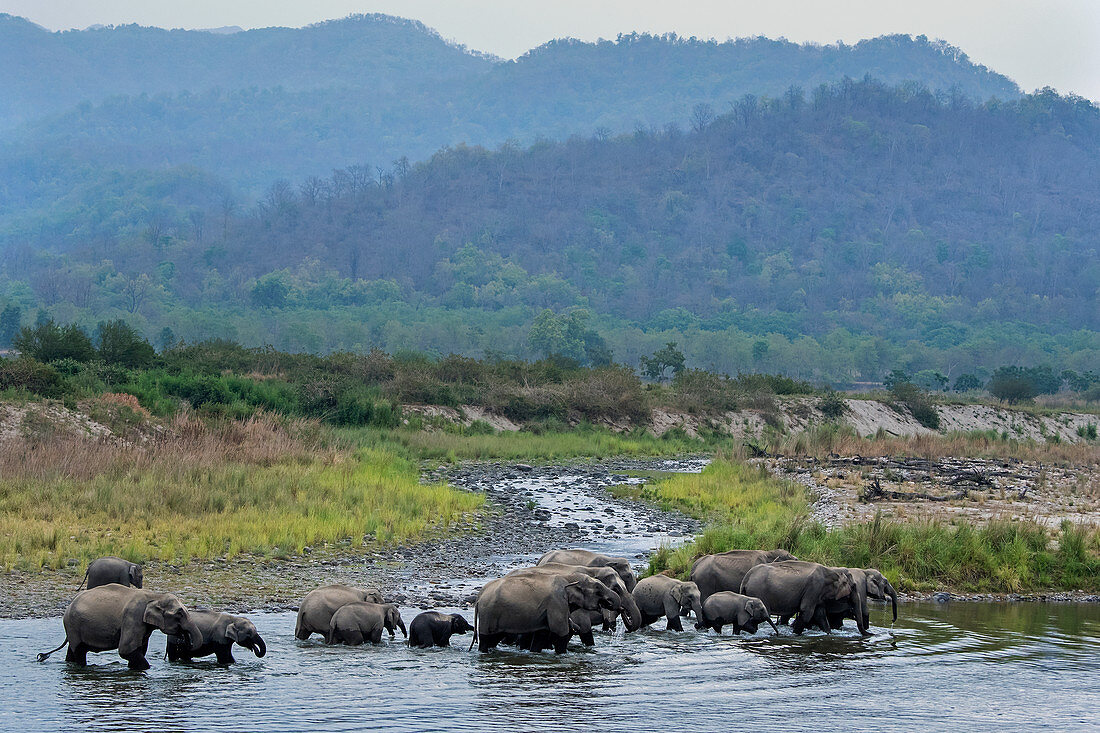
4, 459, 1099, 731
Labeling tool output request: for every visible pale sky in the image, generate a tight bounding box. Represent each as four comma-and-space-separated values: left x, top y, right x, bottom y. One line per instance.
3, 1, 1099, 99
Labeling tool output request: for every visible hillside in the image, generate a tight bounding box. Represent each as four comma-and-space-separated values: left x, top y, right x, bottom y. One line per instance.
4, 80, 1094, 381
0, 18, 1021, 227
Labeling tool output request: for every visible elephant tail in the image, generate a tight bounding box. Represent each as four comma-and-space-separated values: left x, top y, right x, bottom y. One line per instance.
468, 604, 479, 651
37, 639, 67, 663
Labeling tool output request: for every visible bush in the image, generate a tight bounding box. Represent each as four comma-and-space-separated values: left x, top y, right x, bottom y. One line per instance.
333, 389, 400, 427
0, 358, 67, 398
1077, 424, 1098, 441
889, 381, 940, 429
818, 390, 848, 419
482, 383, 566, 421
672, 369, 738, 413
563, 365, 648, 422
988, 373, 1038, 403
96, 320, 156, 368
12, 321, 95, 363
953, 373, 983, 392
733, 372, 815, 395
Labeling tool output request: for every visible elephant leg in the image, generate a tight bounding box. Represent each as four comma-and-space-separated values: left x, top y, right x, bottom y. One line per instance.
552, 635, 569, 655
479, 633, 503, 652
66, 644, 88, 666
711, 623, 724, 634
579, 631, 595, 646
214, 645, 235, 664
295, 628, 312, 641
369, 628, 383, 645
665, 615, 684, 632
124, 651, 151, 671
778, 615, 791, 626
436, 632, 451, 647
812, 607, 832, 634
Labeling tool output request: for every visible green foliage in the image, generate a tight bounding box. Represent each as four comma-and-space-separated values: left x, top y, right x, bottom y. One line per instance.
672, 369, 739, 413
953, 373, 982, 392
988, 366, 1062, 403
0, 358, 66, 398
640, 342, 686, 382
96, 320, 156, 368
12, 321, 95, 363
818, 390, 848, 419
0, 305, 21, 347
527, 309, 611, 366
889, 381, 941, 429
1077, 423, 1098, 441
646, 459, 1100, 592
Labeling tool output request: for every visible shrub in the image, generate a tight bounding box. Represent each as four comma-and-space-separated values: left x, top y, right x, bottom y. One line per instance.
988, 372, 1037, 403
1077, 424, 1098, 441
672, 369, 738, 413
953, 373, 983, 392
385, 367, 457, 406
889, 381, 940, 429
96, 320, 156, 368
481, 383, 566, 421
12, 321, 95, 362
733, 372, 814, 395
563, 365, 648, 422
818, 390, 848, 419
0, 358, 67, 398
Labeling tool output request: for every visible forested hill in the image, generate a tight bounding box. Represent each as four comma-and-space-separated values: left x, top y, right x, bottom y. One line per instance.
7, 81, 1098, 381
0, 15, 1023, 229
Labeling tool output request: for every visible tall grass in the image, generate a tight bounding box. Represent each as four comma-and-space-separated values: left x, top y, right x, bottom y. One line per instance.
0, 416, 482, 571
646, 457, 1100, 592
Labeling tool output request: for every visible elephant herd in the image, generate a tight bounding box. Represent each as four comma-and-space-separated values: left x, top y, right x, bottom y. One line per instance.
38, 547, 898, 669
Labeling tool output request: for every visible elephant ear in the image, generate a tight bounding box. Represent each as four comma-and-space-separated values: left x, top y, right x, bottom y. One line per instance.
669, 583, 684, 605
736, 609, 751, 628
143, 598, 168, 628
224, 622, 241, 643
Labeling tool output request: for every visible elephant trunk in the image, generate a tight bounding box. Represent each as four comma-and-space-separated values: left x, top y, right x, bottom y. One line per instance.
851, 594, 869, 636
886, 583, 898, 623
252, 635, 267, 658
766, 616, 779, 635
183, 617, 204, 652
690, 598, 705, 625
398, 619, 408, 638
621, 594, 643, 633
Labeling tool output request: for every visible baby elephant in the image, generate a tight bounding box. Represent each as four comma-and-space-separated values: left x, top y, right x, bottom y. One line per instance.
167, 610, 267, 664
80, 556, 142, 590
408, 611, 474, 648
699, 592, 779, 635
631, 575, 704, 631
327, 602, 407, 645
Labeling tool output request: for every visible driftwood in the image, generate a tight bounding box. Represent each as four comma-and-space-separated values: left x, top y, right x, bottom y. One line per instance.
743, 442, 769, 458
859, 478, 970, 503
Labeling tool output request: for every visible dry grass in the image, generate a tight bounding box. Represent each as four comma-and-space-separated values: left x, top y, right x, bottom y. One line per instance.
765, 423, 1100, 465
0, 415, 483, 571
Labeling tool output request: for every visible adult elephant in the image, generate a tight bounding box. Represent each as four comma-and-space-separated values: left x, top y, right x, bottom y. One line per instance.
823, 568, 898, 632
408, 612, 473, 648
631, 575, 704, 631
508, 563, 642, 634
699, 592, 779, 635
690, 549, 797, 602
536, 549, 638, 591
166, 610, 266, 663
327, 602, 406, 645
474, 572, 620, 653
294, 584, 384, 640
741, 561, 866, 635
78, 556, 143, 591
37, 584, 201, 670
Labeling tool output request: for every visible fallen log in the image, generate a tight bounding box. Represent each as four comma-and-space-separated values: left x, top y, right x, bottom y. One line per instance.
859, 478, 970, 503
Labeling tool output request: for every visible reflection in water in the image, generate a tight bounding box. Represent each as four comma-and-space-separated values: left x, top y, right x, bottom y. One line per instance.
3, 603, 1099, 732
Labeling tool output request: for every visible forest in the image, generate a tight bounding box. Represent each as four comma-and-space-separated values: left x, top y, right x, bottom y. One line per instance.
2, 79, 1096, 383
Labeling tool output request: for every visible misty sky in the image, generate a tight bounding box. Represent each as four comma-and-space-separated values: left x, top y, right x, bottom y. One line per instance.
3, 0, 1098, 100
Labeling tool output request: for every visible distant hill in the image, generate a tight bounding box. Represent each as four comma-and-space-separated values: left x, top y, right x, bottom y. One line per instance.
0, 16, 1023, 230
4, 81, 1097, 381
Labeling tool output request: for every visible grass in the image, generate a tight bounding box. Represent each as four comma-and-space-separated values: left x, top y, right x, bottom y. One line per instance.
0, 415, 482, 571
760, 422, 1100, 464
644, 457, 1100, 593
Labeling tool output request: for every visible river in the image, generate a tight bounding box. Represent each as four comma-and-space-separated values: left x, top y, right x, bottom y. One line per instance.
4, 459, 1099, 731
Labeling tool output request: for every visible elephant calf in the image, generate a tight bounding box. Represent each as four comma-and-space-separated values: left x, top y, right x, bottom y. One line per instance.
166, 609, 267, 664
327, 602, 406, 645
631, 575, 704, 631
79, 556, 143, 591
699, 592, 778, 635
408, 611, 473, 648
295, 584, 385, 640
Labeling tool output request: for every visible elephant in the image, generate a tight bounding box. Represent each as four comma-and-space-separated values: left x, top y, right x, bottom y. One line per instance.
37, 584, 201, 670
631, 575, 704, 631
741, 561, 866, 635
698, 592, 779, 635
166, 610, 267, 663
473, 572, 621, 653
507, 562, 642, 634
536, 549, 638, 591
327, 602, 406, 645
78, 556, 143, 591
294, 584, 384, 640
408, 611, 474, 648
821, 568, 898, 632
690, 549, 797, 602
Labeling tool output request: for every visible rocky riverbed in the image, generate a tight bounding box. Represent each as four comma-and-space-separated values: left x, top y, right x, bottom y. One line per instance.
0, 457, 703, 618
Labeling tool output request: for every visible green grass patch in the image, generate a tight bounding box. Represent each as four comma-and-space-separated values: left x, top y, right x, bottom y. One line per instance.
0, 447, 482, 571
645, 459, 1100, 593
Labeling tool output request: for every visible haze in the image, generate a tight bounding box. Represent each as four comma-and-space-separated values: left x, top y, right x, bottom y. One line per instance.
4, 0, 1099, 101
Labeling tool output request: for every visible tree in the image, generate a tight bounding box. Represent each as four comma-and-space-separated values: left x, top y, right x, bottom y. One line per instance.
0, 305, 21, 347
883, 369, 911, 390
97, 320, 156, 368
952, 373, 982, 392
251, 273, 291, 308
158, 327, 177, 352
12, 320, 95, 362
752, 340, 769, 363
640, 342, 685, 382
987, 368, 1037, 403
